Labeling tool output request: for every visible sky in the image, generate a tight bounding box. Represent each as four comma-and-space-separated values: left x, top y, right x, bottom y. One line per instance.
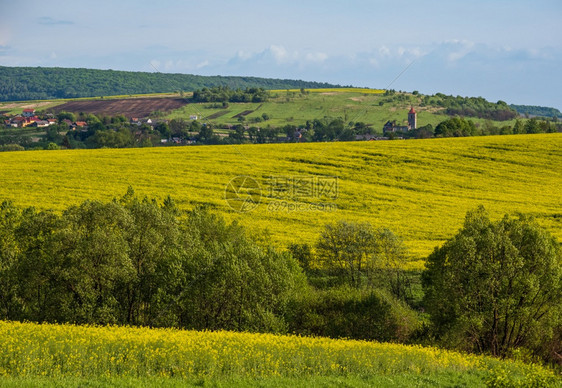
1, 0, 561, 109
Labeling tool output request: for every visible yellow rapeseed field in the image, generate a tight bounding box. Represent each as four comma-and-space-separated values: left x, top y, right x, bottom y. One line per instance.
0, 134, 560, 268
0, 320, 557, 385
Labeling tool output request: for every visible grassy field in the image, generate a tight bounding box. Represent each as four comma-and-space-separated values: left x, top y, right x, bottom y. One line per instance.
168, 88, 521, 130
0, 321, 558, 387
0, 134, 560, 267
168, 90, 444, 129
2, 88, 522, 132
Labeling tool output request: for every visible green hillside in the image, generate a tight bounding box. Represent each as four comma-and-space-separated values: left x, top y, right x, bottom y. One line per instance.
510, 104, 562, 118
0, 66, 340, 101
170, 88, 518, 131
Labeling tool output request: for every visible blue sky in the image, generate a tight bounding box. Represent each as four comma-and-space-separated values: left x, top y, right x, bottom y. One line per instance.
1, 0, 561, 109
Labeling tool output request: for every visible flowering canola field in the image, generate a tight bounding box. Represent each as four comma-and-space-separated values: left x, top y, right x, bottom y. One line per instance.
0, 320, 557, 386
0, 134, 560, 268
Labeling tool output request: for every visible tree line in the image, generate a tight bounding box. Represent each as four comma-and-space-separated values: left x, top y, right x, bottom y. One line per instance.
191, 86, 269, 103
0, 191, 560, 366
0, 66, 339, 101
510, 104, 562, 119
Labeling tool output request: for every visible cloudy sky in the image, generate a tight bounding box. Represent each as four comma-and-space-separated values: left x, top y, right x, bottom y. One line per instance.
1, 0, 561, 109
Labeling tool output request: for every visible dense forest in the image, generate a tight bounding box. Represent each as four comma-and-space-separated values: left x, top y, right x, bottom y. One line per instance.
510, 104, 562, 118
0, 66, 339, 101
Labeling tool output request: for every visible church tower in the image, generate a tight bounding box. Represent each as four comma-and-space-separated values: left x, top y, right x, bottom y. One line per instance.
408, 107, 417, 130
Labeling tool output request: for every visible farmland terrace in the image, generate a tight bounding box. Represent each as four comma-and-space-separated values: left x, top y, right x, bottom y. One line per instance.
52, 97, 188, 118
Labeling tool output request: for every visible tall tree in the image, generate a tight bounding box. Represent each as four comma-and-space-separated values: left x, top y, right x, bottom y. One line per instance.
422, 206, 562, 357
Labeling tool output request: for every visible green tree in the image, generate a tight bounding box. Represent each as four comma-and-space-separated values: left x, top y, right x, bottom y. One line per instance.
288, 243, 314, 273
197, 124, 215, 144
229, 124, 246, 142
57, 111, 76, 123
247, 126, 258, 142
317, 221, 375, 288
117, 190, 182, 326
512, 119, 524, 134
422, 206, 562, 358
176, 208, 305, 332
524, 118, 540, 134
155, 122, 171, 139
48, 201, 135, 324
0, 202, 23, 320
371, 228, 409, 300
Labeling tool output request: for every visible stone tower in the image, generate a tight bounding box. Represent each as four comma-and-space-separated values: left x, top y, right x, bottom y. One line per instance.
408, 107, 417, 130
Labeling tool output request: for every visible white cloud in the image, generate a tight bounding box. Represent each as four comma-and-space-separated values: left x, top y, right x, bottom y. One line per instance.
304, 52, 328, 63
270, 45, 290, 63
196, 60, 209, 69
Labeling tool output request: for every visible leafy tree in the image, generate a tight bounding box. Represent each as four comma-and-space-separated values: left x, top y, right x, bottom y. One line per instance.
48, 201, 135, 324
288, 243, 314, 273
317, 221, 375, 288
0, 202, 23, 319
189, 120, 201, 133
169, 119, 188, 138
45, 127, 63, 143
247, 126, 258, 142
117, 191, 182, 326
512, 119, 524, 134
196, 124, 215, 144
371, 228, 409, 300
524, 118, 540, 134
57, 111, 76, 123
155, 122, 171, 139
176, 208, 306, 332
422, 206, 562, 358
435, 117, 477, 137
229, 124, 246, 142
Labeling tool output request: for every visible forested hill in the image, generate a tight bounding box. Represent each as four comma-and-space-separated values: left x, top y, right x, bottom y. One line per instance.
509, 104, 562, 118
0, 66, 340, 101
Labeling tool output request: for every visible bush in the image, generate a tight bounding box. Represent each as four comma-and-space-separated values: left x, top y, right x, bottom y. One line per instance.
287, 286, 420, 342
0, 144, 25, 152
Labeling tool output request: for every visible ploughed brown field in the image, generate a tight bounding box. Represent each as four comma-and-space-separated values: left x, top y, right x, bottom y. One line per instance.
52, 98, 188, 118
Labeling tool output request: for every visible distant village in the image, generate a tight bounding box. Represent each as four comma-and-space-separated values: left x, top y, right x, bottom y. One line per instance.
4, 108, 177, 131
3, 106, 420, 145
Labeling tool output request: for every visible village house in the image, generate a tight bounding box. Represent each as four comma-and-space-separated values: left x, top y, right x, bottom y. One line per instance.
22, 109, 36, 118
32, 120, 50, 128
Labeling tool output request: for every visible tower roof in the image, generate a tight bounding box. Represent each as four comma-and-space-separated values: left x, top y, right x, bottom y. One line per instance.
409, 107, 416, 114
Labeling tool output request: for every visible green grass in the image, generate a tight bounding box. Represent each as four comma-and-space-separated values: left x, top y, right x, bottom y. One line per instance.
167, 89, 521, 130
0, 134, 560, 267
